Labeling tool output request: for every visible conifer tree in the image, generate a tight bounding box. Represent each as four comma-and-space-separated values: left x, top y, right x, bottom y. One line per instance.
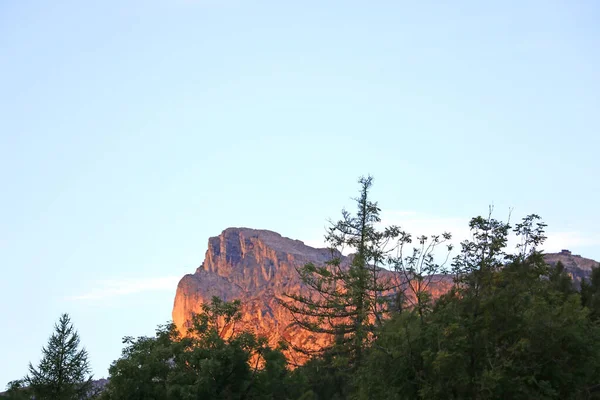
26, 313, 93, 400
282, 176, 402, 365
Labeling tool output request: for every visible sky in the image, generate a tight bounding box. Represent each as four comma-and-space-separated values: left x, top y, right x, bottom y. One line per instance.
1, 0, 599, 386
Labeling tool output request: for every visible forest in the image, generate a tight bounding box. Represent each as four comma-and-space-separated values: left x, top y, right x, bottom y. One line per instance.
4, 177, 600, 400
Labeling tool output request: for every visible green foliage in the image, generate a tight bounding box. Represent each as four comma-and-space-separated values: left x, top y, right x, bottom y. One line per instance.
100, 324, 176, 400
2, 380, 31, 400
353, 213, 600, 399
389, 228, 453, 322
98, 178, 600, 399
102, 297, 290, 400
287, 349, 353, 400
25, 313, 94, 400
582, 266, 600, 321
548, 261, 576, 297
282, 176, 404, 366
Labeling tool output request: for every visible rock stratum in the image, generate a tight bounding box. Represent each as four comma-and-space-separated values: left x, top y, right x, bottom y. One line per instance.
172, 228, 598, 362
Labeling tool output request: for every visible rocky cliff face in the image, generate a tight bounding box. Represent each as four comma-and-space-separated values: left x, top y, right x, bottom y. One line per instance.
172, 228, 455, 361
172, 228, 345, 358
172, 228, 598, 361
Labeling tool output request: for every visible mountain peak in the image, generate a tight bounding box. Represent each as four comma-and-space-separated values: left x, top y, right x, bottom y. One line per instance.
173, 228, 354, 360
205, 227, 336, 267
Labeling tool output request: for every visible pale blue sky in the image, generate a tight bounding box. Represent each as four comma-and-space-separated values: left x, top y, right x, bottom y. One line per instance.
1, 0, 599, 386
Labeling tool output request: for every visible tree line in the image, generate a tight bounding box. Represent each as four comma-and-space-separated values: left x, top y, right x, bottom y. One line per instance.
5, 176, 600, 399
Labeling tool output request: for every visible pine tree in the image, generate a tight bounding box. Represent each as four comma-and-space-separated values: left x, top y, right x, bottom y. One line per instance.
282, 176, 402, 366
26, 313, 93, 400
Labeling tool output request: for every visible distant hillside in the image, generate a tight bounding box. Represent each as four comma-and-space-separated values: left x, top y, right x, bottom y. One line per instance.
544, 249, 599, 284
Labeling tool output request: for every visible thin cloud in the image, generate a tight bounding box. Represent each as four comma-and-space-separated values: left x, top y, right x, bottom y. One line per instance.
68, 217, 599, 302
303, 211, 469, 256
379, 211, 470, 241
382, 210, 600, 255
544, 232, 600, 253
67, 276, 181, 301
306, 210, 600, 258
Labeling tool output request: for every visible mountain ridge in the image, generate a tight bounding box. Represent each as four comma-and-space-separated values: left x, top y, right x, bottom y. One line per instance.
172, 227, 599, 361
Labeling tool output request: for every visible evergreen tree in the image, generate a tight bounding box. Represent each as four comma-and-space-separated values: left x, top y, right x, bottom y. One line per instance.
26, 313, 94, 400
282, 176, 403, 368
581, 265, 600, 321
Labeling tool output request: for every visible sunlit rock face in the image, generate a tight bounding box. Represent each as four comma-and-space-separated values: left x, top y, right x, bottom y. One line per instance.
172, 228, 454, 362
172, 228, 342, 359
172, 229, 597, 363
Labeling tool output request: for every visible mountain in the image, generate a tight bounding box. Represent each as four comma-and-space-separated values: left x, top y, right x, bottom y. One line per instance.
171, 228, 452, 360
544, 249, 599, 285
172, 228, 599, 361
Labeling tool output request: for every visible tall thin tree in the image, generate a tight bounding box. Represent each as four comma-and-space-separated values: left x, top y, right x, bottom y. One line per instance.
282, 176, 402, 365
